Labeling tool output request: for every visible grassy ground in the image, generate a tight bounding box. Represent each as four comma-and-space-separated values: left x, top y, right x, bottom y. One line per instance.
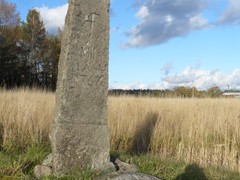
1, 88, 240, 179
116, 152, 240, 180
0, 143, 50, 179
1, 147, 240, 179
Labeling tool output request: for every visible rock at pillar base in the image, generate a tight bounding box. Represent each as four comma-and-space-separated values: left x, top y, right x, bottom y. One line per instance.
98, 173, 161, 180
34, 165, 52, 179
33, 155, 161, 180
94, 158, 161, 180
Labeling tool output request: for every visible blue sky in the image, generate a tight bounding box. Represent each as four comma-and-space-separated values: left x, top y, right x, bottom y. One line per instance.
9, 0, 240, 90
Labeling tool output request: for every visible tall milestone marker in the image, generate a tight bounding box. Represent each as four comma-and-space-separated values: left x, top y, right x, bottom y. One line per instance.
50, 0, 110, 175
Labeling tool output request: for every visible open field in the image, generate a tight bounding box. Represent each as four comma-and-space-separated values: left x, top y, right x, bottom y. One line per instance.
1, 89, 240, 178
109, 96, 240, 172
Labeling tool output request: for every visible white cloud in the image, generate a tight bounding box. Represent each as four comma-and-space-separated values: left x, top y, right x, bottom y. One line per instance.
123, 0, 240, 48
110, 82, 147, 90
123, 0, 209, 48
36, 4, 68, 33
162, 68, 240, 90
110, 68, 240, 90
136, 6, 149, 19
161, 62, 174, 75
218, 0, 240, 25
162, 67, 223, 90
189, 15, 208, 28
165, 15, 174, 25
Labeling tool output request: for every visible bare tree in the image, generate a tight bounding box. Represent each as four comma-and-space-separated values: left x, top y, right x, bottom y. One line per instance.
0, 0, 20, 30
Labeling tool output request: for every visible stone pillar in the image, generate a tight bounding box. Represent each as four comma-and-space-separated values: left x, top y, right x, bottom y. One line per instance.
50, 0, 110, 175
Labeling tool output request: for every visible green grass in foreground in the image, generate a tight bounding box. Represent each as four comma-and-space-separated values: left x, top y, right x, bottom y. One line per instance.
114, 152, 240, 180
0, 143, 51, 179
1, 145, 240, 179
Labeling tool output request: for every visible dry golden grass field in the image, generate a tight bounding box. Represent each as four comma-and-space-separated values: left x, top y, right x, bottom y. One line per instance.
1, 88, 240, 173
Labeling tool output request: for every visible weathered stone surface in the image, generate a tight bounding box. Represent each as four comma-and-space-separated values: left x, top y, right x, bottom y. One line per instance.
51, 125, 110, 173
34, 165, 52, 179
114, 159, 138, 172
49, 0, 110, 175
42, 154, 52, 167
95, 172, 161, 180
110, 173, 160, 180
95, 158, 160, 180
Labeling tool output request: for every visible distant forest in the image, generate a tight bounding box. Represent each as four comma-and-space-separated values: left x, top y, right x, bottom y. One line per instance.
0, 0, 61, 90
109, 87, 240, 98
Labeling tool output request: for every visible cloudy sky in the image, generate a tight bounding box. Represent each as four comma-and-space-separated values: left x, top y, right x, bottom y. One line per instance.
9, 0, 240, 90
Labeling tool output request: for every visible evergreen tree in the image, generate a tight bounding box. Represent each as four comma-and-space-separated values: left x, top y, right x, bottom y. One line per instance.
41, 34, 61, 90
20, 9, 46, 86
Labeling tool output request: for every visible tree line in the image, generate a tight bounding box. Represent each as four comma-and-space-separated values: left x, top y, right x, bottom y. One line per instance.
0, 0, 61, 90
109, 86, 239, 98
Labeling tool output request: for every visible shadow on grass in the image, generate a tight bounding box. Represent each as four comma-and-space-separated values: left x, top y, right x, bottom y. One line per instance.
130, 112, 158, 154
175, 163, 208, 180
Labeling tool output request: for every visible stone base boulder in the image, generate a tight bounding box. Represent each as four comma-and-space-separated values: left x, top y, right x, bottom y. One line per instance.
95, 158, 160, 180
34, 165, 52, 179
95, 172, 160, 180
34, 154, 160, 180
